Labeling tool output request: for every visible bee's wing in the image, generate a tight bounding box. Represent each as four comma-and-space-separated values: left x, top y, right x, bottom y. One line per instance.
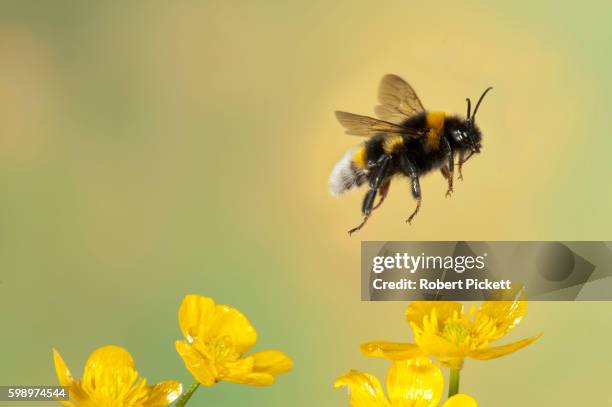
375, 74, 425, 123
335, 111, 422, 137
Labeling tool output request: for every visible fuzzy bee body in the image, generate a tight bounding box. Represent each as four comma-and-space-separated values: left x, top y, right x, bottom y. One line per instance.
329, 74, 492, 234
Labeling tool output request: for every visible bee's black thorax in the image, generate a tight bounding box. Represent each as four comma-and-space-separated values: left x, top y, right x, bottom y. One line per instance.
361, 113, 482, 182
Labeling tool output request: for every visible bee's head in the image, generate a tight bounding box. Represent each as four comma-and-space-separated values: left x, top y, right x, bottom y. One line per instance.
450, 86, 493, 154
450, 120, 482, 154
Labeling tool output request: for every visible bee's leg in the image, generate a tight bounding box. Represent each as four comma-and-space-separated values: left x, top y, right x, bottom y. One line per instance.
457, 150, 474, 181
406, 177, 422, 224
401, 156, 422, 224
457, 151, 465, 180
441, 138, 454, 196
440, 166, 453, 197
348, 155, 392, 235
347, 217, 369, 235
373, 179, 391, 210
347, 190, 375, 235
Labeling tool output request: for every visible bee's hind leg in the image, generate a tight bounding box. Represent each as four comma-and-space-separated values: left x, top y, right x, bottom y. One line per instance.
347, 218, 369, 235
348, 155, 392, 235
348, 190, 375, 235
372, 179, 391, 210
348, 180, 389, 234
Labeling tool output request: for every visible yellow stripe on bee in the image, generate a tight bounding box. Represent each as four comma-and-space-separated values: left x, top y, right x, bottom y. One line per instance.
382, 134, 404, 154
353, 146, 367, 168
425, 111, 446, 149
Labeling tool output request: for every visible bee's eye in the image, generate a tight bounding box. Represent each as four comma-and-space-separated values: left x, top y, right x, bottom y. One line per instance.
452, 130, 464, 142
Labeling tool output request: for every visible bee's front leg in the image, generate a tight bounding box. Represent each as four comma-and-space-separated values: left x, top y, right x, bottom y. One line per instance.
440, 166, 453, 197
441, 138, 454, 196
458, 151, 465, 180
457, 150, 473, 181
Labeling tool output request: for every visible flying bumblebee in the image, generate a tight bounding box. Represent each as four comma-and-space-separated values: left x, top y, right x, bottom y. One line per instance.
329, 74, 492, 234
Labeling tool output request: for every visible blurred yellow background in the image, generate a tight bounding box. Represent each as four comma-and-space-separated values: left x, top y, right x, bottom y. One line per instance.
1, 0, 611, 405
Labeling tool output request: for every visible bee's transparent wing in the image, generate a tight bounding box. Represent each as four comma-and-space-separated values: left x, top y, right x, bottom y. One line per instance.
335, 111, 422, 137
375, 74, 425, 123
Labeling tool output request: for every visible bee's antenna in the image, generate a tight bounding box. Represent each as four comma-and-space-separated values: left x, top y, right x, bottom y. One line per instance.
472, 86, 493, 119
465, 98, 472, 120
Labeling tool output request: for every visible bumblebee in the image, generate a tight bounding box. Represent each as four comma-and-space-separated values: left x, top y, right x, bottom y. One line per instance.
329, 74, 492, 234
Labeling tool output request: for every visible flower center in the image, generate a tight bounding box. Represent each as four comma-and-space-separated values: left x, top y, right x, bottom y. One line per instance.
442, 321, 468, 344
197, 336, 237, 364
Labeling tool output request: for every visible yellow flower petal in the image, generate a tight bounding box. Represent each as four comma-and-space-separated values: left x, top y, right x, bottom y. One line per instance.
386, 358, 443, 407
406, 301, 463, 332
52, 349, 81, 407
469, 334, 542, 360
179, 295, 216, 343
473, 291, 527, 342
175, 340, 216, 386
442, 394, 478, 407
218, 356, 255, 380
80, 345, 142, 400
251, 350, 294, 375
208, 304, 257, 355
215, 351, 293, 386
81, 344, 137, 380
222, 371, 275, 386
334, 370, 390, 407
146, 380, 183, 407
53, 349, 74, 387
219, 357, 276, 386
178, 295, 257, 355
360, 341, 423, 360
412, 330, 464, 359
222, 364, 274, 386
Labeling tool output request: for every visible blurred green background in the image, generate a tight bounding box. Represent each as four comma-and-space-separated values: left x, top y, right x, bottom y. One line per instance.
1, 0, 611, 405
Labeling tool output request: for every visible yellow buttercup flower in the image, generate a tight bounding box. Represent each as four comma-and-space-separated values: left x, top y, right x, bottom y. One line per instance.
53, 345, 182, 407
361, 295, 541, 369
335, 357, 477, 407
175, 294, 293, 386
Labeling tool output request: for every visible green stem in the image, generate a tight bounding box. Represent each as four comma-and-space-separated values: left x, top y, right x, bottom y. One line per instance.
174, 381, 200, 407
448, 368, 460, 398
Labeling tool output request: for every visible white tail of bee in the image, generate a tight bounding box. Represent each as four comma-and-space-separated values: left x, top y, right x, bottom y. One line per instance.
329, 148, 368, 197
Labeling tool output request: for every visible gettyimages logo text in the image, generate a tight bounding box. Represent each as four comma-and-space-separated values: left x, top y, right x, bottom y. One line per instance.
372, 252, 488, 274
